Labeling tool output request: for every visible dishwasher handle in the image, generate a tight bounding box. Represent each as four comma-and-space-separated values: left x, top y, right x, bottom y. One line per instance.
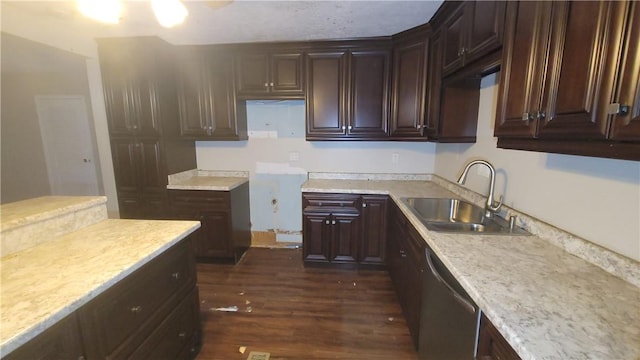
425, 248, 477, 314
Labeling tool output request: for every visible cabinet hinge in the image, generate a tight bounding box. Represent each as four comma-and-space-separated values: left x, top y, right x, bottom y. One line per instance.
608, 103, 630, 116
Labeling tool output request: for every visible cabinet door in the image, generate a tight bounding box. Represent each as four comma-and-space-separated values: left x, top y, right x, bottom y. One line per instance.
465, 1, 506, 65
111, 138, 140, 193
3, 313, 85, 360
302, 212, 332, 263
306, 51, 348, 138
198, 209, 233, 258
359, 196, 388, 265
271, 52, 304, 95
209, 54, 244, 140
236, 53, 270, 95
608, 1, 640, 141
538, 1, 628, 140
390, 37, 428, 138
103, 69, 136, 136
442, 3, 466, 75
330, 213, 360, 264
139, 138, 167, 195
425, 29, 444, 139
349, 50, 391, 138
494, 1, 553, 138
176, 49, 212, 137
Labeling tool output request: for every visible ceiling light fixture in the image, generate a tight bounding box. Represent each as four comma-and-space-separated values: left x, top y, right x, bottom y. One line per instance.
151, 0, 189, 28
76, 0, 122, 24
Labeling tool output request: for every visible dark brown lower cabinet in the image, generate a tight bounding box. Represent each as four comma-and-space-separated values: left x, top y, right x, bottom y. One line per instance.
168, 183, 251, 263
302, 193, 388, 268
477, 313, 521, 360
6, 235, 201, 360
386, 200, 425, 349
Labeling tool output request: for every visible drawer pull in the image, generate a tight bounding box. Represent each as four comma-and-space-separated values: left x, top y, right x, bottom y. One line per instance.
171, 272, 180, 280
178, 331, 187, 338
400, 250, 407, 258
130, 305, 143, 313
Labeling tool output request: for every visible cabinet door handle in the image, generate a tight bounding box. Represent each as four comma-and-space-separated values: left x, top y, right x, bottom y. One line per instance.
178, 331, 187, 338
362, 203, 367, 208
400, 249, 407, 258
325, 219, 330, 225
130, 305, 143, 313
537, 111, 546, 120
171, 272, 180, 280
347, 125, 352, 130
522, 112, 534, 122
416, 124, 422, 129
264, 83, 269, 87
608, 103, 630, 116
269, 82, 274, 87
331, 220, 336, 225
341, 125, 346, 130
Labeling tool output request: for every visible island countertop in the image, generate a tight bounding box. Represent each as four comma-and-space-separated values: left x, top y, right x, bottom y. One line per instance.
0, 218, 200, 355
302, 174, 640, 360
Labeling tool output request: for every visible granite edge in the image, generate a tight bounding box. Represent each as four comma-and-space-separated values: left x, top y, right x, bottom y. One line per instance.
307, 172, 433, 181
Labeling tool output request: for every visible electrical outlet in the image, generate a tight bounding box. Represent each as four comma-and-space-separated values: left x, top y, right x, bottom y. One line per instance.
392, 153, 399, 163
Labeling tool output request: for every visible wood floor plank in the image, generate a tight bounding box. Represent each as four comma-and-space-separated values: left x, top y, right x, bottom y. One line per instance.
195, 248, 418, 360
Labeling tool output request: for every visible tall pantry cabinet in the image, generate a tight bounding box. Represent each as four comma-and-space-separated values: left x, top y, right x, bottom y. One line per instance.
98, 37, 196, 219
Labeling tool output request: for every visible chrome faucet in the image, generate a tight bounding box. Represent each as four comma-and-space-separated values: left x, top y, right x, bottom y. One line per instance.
457, 160, 503, 218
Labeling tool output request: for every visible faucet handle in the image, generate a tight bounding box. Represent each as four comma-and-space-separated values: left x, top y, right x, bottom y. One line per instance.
489, 195, 503, 213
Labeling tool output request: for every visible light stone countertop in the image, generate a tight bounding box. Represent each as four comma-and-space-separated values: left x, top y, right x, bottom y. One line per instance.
167, 169, 249, 191
302, 176, 640, 360
0, 218, 201, 355
0, 196, 106, 232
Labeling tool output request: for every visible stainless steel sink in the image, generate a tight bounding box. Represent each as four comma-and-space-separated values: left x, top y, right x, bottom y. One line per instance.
401, 197, 530, 235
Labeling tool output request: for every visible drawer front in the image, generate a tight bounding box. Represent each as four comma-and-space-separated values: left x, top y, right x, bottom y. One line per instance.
79, 240, 195, 357
169, 190, 230, 209
302, 193, 361, 211
130, 287, 201, 360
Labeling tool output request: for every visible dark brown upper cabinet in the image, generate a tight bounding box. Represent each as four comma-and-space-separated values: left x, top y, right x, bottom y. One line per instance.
389, 26, 429, 139
441, 1, 506, 76
175, 47, 247, 140
235, 50, 305, 98
495, 0, 639, 161
99, 38, 178, 138
306, 41, 391, 140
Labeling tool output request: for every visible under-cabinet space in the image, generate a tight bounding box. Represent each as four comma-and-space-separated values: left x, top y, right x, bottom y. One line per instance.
168, 184, 251, 263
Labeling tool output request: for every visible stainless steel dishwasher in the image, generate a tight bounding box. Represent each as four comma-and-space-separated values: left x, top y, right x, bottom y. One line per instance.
419, 246, 481, 360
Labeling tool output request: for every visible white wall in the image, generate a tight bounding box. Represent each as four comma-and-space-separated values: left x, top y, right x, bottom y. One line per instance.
1, 4, 119, 216
196, 101, 437, 239
435, 73, 640, 262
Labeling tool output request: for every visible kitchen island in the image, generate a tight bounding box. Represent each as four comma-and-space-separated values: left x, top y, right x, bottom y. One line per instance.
0, 196, 201, 358
302, 173, 640, 360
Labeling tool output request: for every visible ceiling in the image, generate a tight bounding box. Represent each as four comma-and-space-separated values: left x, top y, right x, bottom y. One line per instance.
1, 0, 443, 45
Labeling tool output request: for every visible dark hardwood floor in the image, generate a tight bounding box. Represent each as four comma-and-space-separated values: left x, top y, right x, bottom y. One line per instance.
195, 248, 418, 360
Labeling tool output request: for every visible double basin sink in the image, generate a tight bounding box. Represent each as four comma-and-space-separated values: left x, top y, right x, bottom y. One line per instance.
402, 197, 530, 235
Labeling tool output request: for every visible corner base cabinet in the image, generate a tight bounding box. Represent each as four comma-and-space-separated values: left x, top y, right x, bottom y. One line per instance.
169, 183, 251, 263
6, 235, 201, 360
302, 193, 388, 268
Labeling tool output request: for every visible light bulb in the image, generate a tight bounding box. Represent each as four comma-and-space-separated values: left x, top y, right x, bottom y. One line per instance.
151, 0, 188, 28
76, 0, 122, 24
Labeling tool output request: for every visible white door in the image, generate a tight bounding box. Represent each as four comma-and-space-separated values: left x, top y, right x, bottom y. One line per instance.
35, 95, 100, 196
